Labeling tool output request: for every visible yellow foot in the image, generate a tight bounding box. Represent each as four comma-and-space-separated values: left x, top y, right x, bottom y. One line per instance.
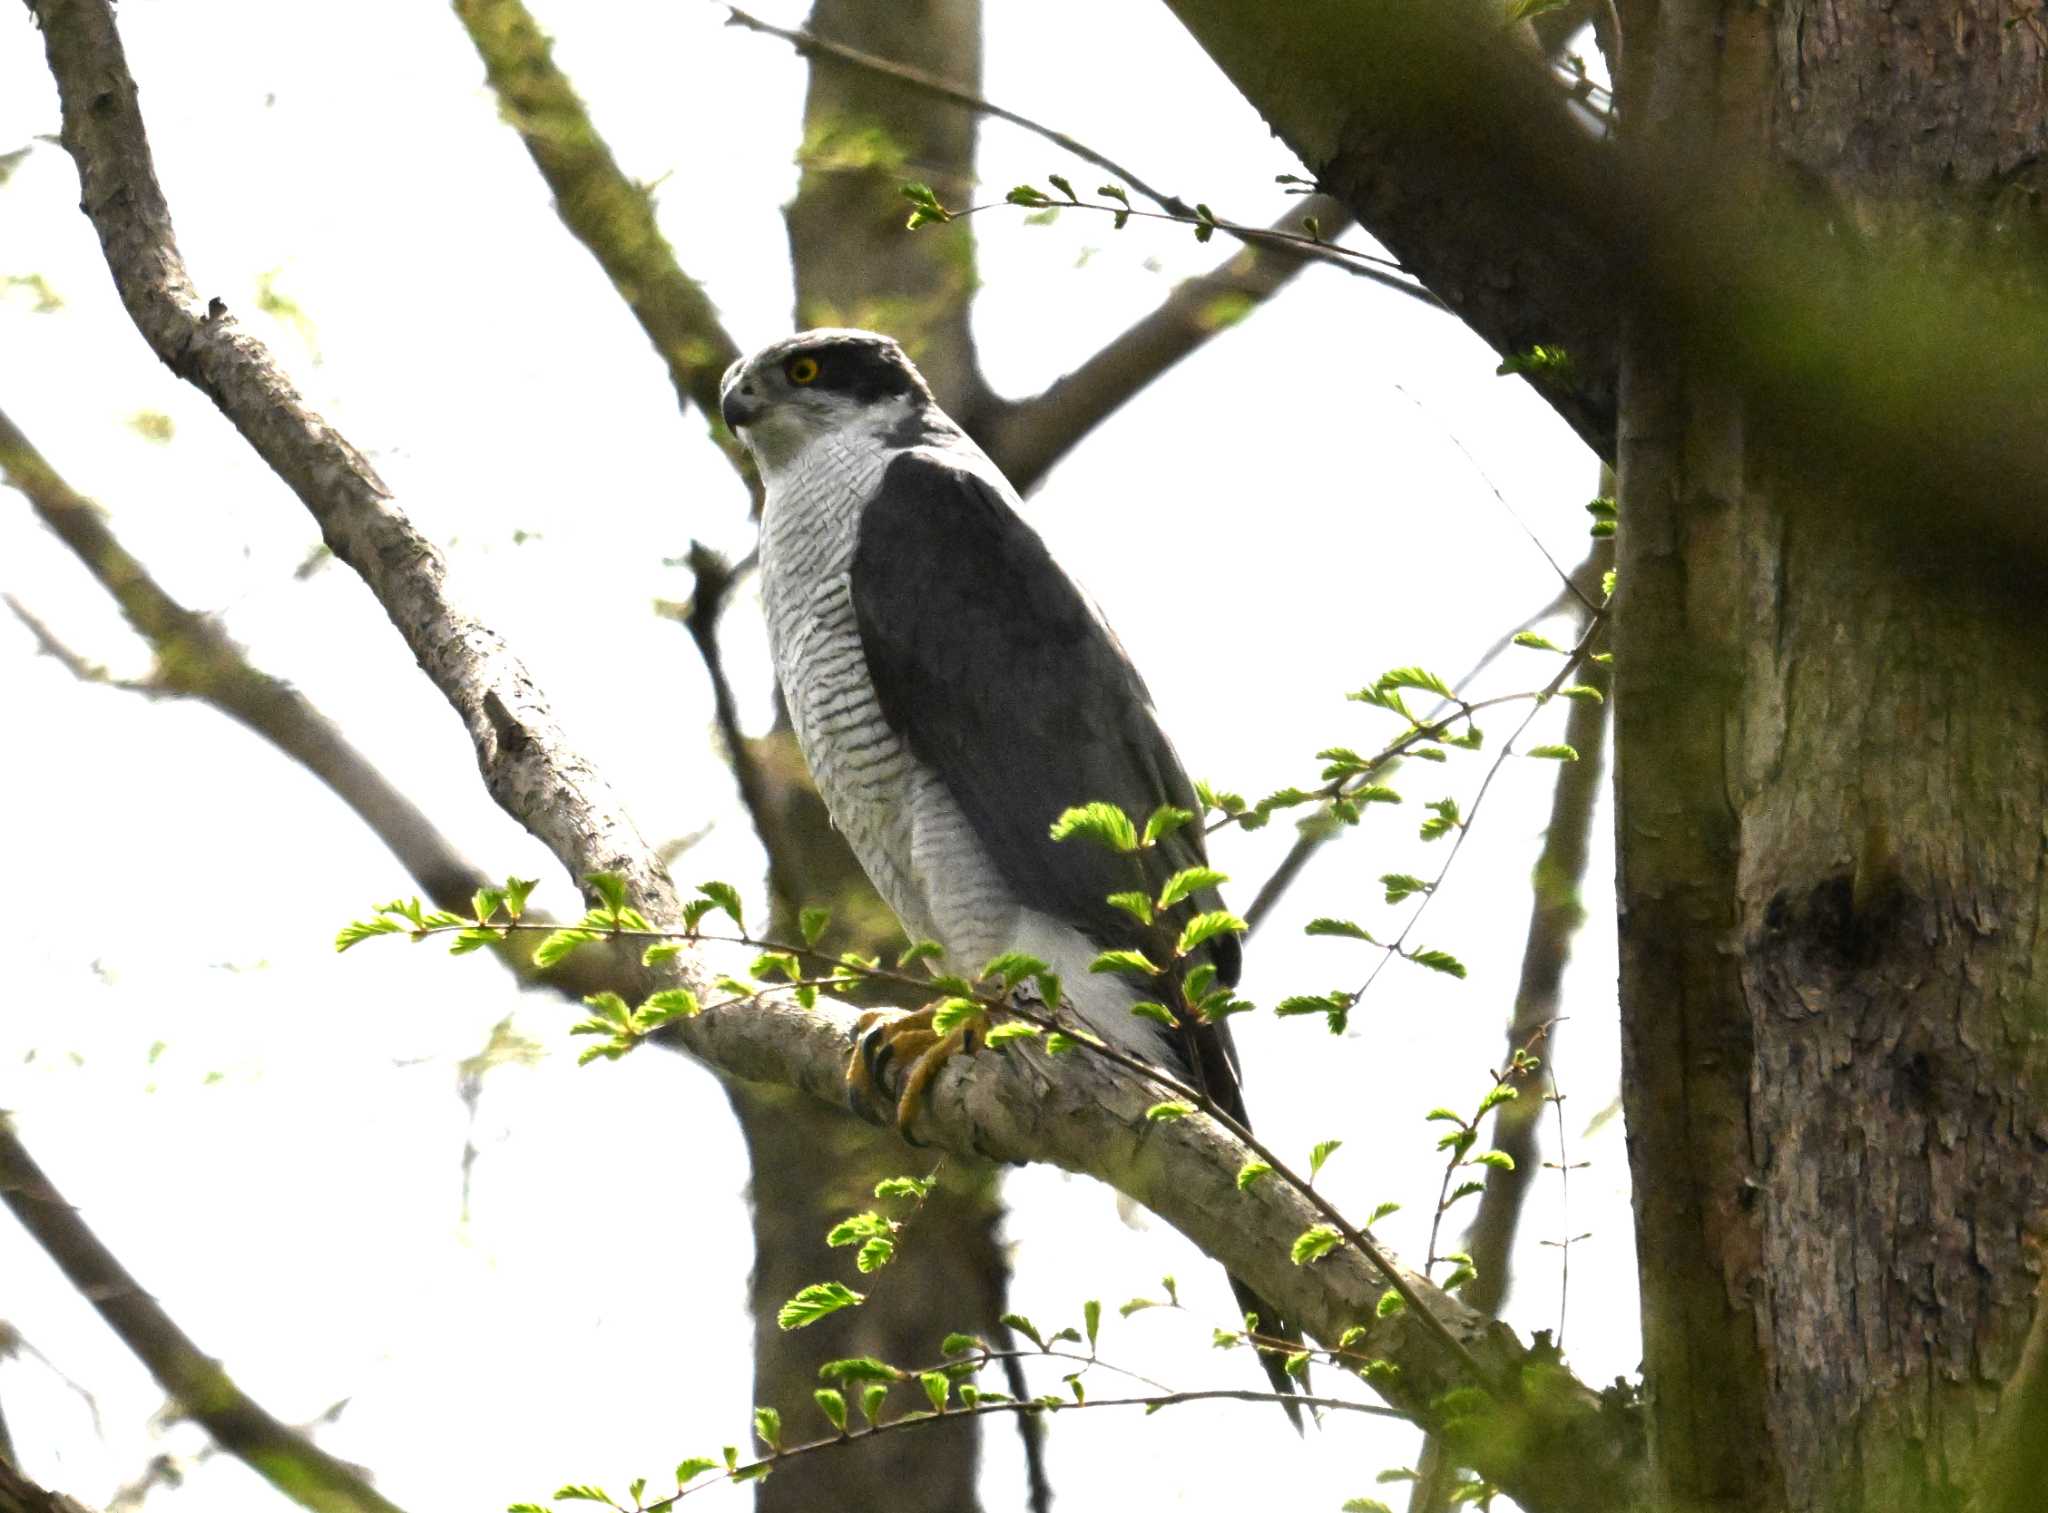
847, 1007, 978, 1139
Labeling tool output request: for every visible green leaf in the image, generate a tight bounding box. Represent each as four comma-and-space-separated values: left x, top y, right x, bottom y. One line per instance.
586, 873, 628, 913
674, 1458, 719, 1486
1477, 1082, 1519, 1115
1377, 1288, 1406, 1317
1309, 1138, 1343, 1179
1048, 802, 1138, 853
1157, 866, 1228, 910
1274, 991, 1353, 1031
1369, 1200, 1401, 1225
1377, 1468, 1421, 1485
980, 951, 1049, 990
1177, 911, 1247, 956
1129, 1000, 1178, 1028
1003, 1311, 1048, 1349
776, 1281, 864, 1330
897, 939, 947, 969
641, 941, 682, 966
638, 988, 699, 1025
875, 1174, 934, 1201
856, 1237, 895, 1273
446, 926, 501, 955
1470, 1149, 1517, 1170
1447, 1179, 1486, 1205
986, 1022, 1042, 1048
1089, 948, 1163, 977
1084, 1299, 1101, 1348
799, 907, 832, 946
1341, 1500, 1395, 1513
1406, 948, 1468, 979
1381, 873, 1432, 904
1512, 630, 1563, 652
1377, 666, 1454, 699
1141, 804, 1195, 847
1558, 684, 1605, 703
472, 887, 505, 924
335, 915, 403, 952
826, 1212, 892, 1247
813, 1388, 848, 1433
860, 1383, 888, 1424
582, 991, 633, 1030
921, 1371, 951, 1412
818, 1356, 901, 1384
1527, 743, 1581, 761
930, 997, 983, 1036
696, 880, 745, 930
1006, 183, 1054, 207
501, 876, 537, 918
1236, 1160, 1273, 1190
553, 1486, 612, 1505
1291, 1224, 1343, 1265
533, 927, 599, 968
753, 1405, 782, 1452
1306, 918, 1376, 942
1106, 890, 1154, 926
1145, 1100, 1196, 1121
1046, 171, 1076, 201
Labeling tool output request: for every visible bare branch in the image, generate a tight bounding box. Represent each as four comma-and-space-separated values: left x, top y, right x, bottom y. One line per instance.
0, 1120, 409, 1513
453, 0, 752, 491
1, 408, 484, 907
978, 194, 1402, 492
0, 1456, 97, 1513
726, 4, 1195, 217
33, 0, 685, 935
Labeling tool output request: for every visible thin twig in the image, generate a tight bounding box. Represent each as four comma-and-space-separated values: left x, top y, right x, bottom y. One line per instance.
652, 1387, 1402, 1508
1243, 568, 1598, 934
0, 1119, 410, 1513
725, 5, 1191, 216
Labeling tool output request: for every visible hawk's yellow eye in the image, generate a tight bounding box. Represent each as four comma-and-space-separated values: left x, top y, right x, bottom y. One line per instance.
786, 356, 821, 385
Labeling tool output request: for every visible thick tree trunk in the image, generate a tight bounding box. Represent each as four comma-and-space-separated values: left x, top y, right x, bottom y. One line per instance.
1613, 3, 2048, 1510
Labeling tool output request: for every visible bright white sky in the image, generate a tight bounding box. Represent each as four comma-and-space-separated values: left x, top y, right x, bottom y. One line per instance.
0, 3, 1633, 1510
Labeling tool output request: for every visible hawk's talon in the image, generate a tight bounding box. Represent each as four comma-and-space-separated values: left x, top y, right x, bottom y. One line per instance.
847, 1007, 978, 1139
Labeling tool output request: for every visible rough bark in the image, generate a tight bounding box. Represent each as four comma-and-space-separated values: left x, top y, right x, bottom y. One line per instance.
1160, 0, 1622, 459
1613, 3, 2048, 1511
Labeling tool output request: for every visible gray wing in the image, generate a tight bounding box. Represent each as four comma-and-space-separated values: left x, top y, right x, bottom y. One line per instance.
851, 450, 1244, 1099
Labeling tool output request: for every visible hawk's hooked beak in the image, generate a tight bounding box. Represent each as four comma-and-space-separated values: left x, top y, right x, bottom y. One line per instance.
721, 384, 763, 432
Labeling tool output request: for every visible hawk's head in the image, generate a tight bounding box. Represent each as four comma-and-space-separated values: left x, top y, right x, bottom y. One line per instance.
720, 329, 942, 474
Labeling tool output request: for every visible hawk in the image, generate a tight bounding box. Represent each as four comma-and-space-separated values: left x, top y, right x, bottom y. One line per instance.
721, 329, 1302, 1420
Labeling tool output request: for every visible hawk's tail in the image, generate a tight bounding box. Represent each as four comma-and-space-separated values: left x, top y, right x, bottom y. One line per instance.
1227, 1271, 1308, 1432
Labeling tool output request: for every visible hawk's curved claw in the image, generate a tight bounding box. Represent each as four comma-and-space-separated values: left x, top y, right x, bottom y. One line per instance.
847, 1007, 977, 1139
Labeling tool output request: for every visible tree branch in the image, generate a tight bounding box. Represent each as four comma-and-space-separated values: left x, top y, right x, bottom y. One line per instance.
976, 194, 1385, 493
28, 5, 1643, 1507
1410, 533, 1613, 1513
725, 4, 1197, 218
0, 1456, 96, 1513
0, 1120, 409, 1513
0, 408, 484, 907
452, 0, 752, 491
